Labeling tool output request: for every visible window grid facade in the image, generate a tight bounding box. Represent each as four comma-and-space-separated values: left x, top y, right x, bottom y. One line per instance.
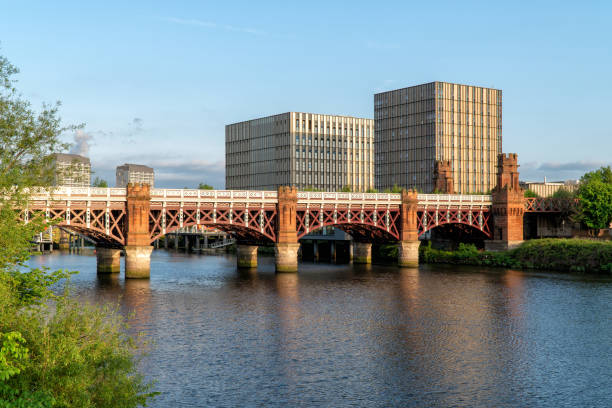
226, 112, 374, 191
115, 164, 155, 187
374, 81, 502, 194
52, 153, 91, 187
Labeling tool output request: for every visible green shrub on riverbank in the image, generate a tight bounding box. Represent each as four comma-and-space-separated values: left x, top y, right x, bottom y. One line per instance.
419, 239, 612, 274
0, 53, 156, 407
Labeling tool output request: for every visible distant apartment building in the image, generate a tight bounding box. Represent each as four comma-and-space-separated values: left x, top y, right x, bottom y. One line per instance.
374, 81, 502, 194
520, 179, 579, 197
226, 112, 374, 191
115, 164, 154, 187
51, 153, 91, 187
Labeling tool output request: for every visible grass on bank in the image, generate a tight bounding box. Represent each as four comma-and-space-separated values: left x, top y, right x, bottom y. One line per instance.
419, 239, 612, 275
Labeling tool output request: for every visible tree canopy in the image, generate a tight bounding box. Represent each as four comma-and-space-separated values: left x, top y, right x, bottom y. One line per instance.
576, 167, 612, 232
0, 53, 156, 407
92, 176, 108, 187
198, 182, 214, 190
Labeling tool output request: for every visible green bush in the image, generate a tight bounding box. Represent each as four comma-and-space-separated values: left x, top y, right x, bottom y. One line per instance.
420, 238, 612, 275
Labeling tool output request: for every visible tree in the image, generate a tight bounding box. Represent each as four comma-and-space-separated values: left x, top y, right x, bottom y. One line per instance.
576, 167, 612, 234
92, 176, 108, 187
524, 189, 538, 198
0, 53, 156, 406
366, 188, 378, 193
340, 185, 352, 192
198, 182, 214, 190
551, 187, 574, 200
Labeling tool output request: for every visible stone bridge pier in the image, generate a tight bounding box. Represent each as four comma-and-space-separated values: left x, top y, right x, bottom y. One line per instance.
398, 189, 420, 267
275, 186, 300, 273
123, 183, 154, 278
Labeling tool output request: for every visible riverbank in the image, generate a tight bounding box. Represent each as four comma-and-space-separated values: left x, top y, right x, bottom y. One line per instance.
419, 238, 612, 275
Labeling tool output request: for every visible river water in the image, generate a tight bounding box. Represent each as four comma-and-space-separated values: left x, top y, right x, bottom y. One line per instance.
28, 250, 612, 407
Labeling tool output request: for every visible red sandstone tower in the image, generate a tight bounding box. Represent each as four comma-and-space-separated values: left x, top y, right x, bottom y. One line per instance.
398, 189, 420, 267
275, 186, 300, 272
486, 153, 525, 250
433, 160, 454, 194
124, 183, 154, 278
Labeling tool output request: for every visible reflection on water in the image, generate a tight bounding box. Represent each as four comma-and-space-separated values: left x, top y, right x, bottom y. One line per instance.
28, 251, 612, 407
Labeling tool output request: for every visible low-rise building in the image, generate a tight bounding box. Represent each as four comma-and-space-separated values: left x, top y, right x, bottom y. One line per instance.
115, 164, 155, 187
51, 153, 91, 187
520, 179, 579, 197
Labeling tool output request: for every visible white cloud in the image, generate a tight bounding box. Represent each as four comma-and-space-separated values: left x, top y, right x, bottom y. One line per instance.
69, 130, 93, 156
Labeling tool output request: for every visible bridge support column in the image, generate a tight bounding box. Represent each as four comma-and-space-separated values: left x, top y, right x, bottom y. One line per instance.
124, 246, 153, 278
96, 247, 121, 274
125, 183, 153, 278
353, 242, 372, 264
59, 228, 69, 250
330, 241, 336, 263
398, 241, 419, 268
399, 189, 420, 267
237, 244, 258, 268
486, 153, 525, 251
275, 243, 300, 273
275, 186, 299, 273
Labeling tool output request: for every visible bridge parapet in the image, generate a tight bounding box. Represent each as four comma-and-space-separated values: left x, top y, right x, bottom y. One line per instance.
417, 194, 492, 208
297, 191, 401, 206
150, 188, 278, 204
28, 186, 127, 202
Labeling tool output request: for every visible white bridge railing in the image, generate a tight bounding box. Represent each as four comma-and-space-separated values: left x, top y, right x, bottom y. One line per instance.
28, 187, 493, 208
417, 194, 492, 207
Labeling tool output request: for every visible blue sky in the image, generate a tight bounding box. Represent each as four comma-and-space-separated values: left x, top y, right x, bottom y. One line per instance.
1, 1, 610, 188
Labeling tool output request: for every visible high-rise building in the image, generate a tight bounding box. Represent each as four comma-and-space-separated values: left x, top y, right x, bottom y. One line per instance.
115, 164, 154, 187
51, 153, 91, 187
374, 81, 502, 194
226, 112, 374, 191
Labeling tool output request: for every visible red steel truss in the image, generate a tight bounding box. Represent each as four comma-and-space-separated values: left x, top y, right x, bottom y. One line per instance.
416, 207, 492, 238
24, 201, 127, 247
149, 203, 277, 244
296, 205, 401, 242
524, 197, 576, 213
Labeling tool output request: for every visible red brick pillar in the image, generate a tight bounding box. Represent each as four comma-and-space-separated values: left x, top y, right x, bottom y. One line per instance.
275, 186, 299, 273
433, 160, 454, 194
398, 189, 420, 267
125, 183, 153, 278
486, 153, 525, 251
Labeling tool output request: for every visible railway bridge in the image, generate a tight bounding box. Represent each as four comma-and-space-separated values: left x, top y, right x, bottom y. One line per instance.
23, 154, 570, 277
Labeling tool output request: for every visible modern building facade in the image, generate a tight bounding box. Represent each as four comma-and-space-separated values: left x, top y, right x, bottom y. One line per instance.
226, 112, 374, 191
115, 164, 154, 187
51, 153, 91, 187
374, 81, 502, 194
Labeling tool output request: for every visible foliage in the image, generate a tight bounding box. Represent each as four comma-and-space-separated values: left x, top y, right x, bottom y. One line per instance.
524, 189, 538, 198
575, 167, 612, 232
383, 184, 404, 193
365, 188, 378, 193
92, 177, 108, 187
419, 239, 612, 274
340, 185, 352, 192
0, 53, 156, 407
302, 186, 323, 192
551, 187, 575, 200
198, 183, 213, 190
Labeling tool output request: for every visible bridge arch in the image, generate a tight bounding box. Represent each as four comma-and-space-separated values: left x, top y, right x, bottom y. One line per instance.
24, 205, 126, 247
148, 205, 277, 244
296, 207, 401, 241
417, 208, 491, 238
